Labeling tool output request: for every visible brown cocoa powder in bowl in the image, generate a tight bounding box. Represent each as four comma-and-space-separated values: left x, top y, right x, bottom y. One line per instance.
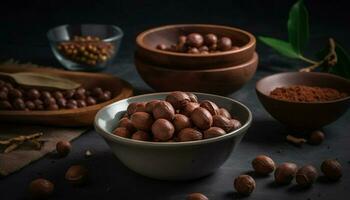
269, 85, 348, 103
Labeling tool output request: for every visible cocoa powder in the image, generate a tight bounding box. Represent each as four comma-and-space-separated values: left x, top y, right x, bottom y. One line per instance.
269, 85, 348, 103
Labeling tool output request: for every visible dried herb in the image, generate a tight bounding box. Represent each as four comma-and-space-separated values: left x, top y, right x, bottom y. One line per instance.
259, 0, 350, 79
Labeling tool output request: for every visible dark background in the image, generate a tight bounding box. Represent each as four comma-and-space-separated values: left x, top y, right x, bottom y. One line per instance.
0, 0, 349, 200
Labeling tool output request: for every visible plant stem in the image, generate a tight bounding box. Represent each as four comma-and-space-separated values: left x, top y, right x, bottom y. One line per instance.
299, 55, 318, 65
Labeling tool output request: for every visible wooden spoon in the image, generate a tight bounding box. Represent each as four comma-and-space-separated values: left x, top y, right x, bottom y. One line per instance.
0, 72, 81, 90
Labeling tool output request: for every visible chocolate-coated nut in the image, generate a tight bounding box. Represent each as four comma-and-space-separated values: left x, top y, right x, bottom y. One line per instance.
308, 130, 325, 145
186, 92, 198, 103
180, 102, 199, 117
130, 112, 154, 131
166, 91, 191, 110
56, 140, 71, 157
145, 100, 161, 113
86, 97, 97, 106
27, 89, 41, 100
127, 102, 147, 115
131, 130, 150, 141
64, 90, 75, 99
212, 115, 234, 132
198, 46, 209, 53
218, 37, 232, 51
57, 98, 67, 108
187, 193, 208, 200
296, 165, 318, 187
191, 107, 213, 130
274, 162, 298, 185
8, 88, 23, 99
25, 101, 36, 110
178, 128, 203, 142
151, 119, 175, 141
203, 127, 226, 139
234, 175, 256, 195
186, 33, 204, 48
0, 91, 7, 100
77, 100, 87, 108
173, 114, 192, 132
47, 104, 59, 111
118, 117, 136, 133
92, 87, 104, 97
156, 44, 167, 50
152, 101, 175, 121
65, 165, 88, 186
321, 159, 342, 181
41, 91, 52, 99
44, 97, 56, 106
218, 108, 231, 119
0, 100, 12, 110
29, 178, 54, 199
113, 127, 131, 138
252, 155, 276, 175
204, 33, 218, 46
13, 98, 26, 110
200, 100, 219, 115
52, 91, 64, 100
187, 47, 200, 54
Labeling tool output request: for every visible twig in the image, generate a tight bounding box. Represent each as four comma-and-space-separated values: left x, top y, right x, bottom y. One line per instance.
286, 135, 307, 146
0, 132, 44, 153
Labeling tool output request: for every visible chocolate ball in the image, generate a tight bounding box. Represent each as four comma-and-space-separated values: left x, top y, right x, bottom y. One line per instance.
198, 46, 209, 53
166, 91, 191, 110
98, 91, 111, 102
204, 33, 218, 46
113, 127, 131, 138
187, 47, 200, 54
0, 100, 12, 110
186, 33, 204, 48
44, 97, 56, 106
77, 100, 87, 108
321, 159, 342, 181
64, 90, 75, 99
29, 178, 54, 199
218, 37, 232, 51
152, 119, 175, 141
178, 128, 203, 142
27, 89, 41, 100
296, 165, 318, 187
187, 193, 208, 200
203, 127, 226, 139
156, 44, 168, 50
92, 87, 104, 97
86, 97, 97, 106
56, 140, 71, 157
65, 165, 88, 186
8, 89, 22, 99
57, 98, 67, 108
52, 91, 64, 100
0, 91, 7, 100
13, 98, 26, 110
131, 130, 150, 141
200, 100, 219, 116
25, 101, 36, 110
47, 104, 59, 110
130, 112, 154, 131
74, 88, 86, 100
191, 107, 213, 130
152, 101, 175, 121
252, 155, 276, 175
41, 91, 52, 99
274, 162, 298, 185
173, 114, 192, 132
308, 130, 325, 145
234, 175, 256, 195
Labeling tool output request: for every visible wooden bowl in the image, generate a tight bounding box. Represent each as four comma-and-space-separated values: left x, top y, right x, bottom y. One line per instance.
136, 24, 256, 70
256, 72, 350, 130
0, 65, 133, 127
135, 52, 258, 95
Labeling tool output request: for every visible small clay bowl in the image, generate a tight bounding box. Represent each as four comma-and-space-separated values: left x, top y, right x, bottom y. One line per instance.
136, 24, 256, 70
135, 52, 258, 95
95, 92, 252, 180
256, 72, 350, 130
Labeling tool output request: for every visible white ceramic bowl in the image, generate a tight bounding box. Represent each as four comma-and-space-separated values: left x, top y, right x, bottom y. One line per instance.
94, 92, 252, 180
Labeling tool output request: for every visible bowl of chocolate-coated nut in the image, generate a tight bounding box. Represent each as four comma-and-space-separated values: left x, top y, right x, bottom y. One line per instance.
47, 24, 123, 71
95, 91, 252, 180
136, 24, 256, 70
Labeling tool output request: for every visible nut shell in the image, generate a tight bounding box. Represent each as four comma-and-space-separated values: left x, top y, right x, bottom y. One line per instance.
234, 175, 256, 195
130, 112, 154, 131
274, 162, 298, 184
203, 127, 226, 139
191, 107, 213, 130
252, 155, 275, 175
178, 128, 203, 142
187, 193, 209, 200
200, 100, 219, 116
321, 159, 342, 181
152, 101, 175, 121
65, 165, 88, 186
151, 119, 175, 141
166, 91, 191, 110
295, 165, 318, 187
173, 114, 192, 132
29, 178, 54, 199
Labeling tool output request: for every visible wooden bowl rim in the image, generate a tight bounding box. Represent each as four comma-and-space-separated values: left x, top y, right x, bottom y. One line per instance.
135, 52, 258, 72
136, 24, 256, 57
256, 72, 350, 104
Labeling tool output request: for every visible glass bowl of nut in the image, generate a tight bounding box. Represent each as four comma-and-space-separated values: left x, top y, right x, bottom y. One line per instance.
47, 24, 123, 71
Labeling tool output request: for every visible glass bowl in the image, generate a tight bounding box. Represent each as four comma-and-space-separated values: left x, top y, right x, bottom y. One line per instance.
47, 24, 123, 71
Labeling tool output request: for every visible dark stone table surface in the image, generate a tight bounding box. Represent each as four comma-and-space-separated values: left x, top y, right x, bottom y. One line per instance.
0, 0, 349, 199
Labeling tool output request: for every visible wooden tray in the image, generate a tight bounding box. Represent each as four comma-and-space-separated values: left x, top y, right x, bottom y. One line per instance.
0, 64, 133, 127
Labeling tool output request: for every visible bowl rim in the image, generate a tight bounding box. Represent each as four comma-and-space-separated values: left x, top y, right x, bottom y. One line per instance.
136, 24, 256, 57
256, 72, 350, 104
135, 52, 258, 72
47, 24, 124, 42
94, 92, 253, 148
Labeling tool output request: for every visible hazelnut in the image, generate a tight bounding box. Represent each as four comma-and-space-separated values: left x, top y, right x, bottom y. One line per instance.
234, 175, 255, 195
191, 107, 213, 130
212, 115, 234, 132
25, 101, 36, 110
178, 128, 202, 142
52, 91, 63, 100
27, 89, 41, 100
118, 117, 136, 133
91, 87, 104, 97
44, 97, 56, 106
130, 112, 154, 131
180, 102, 199, 117
77, 100, 87, 108
145, 100, 161, 113
152, 101, 175, 121
218, 37, 232, 51
113, 127, 131, 138
204, 33, 218, 46
308, 130, 325, 145
41, 91, 52, 99
131, 131, 150, 141
203, 127, 226, 139
29, 178, 54, 199
0, 100, 12, 110
57, 98, 67, 108
86, 97, 97, 106
127, 102, 147, 115
187, 193, 208, 200
218, 108, 232, 119
198, 45, 209, 53
252, 155, 276, 175
0, 91, 7, 100
173, 114, 192, 132
151, 119, 175, 141
295, 165, 318, 187
64, 90, 75, 99
200, 100, 219, 116
56, 140, 72, 157
13, 98, 26, 110
186, 33, 204, 48
65, 165, 88, 186
8, 88, 23, 99
98, 91, 112, 102
166, 91, 191, 110
186, 92, 198, 103
321, 159, 342, 181
156, 44, 167, 50
187, 47, 200, 54
274, 162, 298, 184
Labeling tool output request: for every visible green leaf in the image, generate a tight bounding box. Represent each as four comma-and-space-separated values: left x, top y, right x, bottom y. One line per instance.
259, 36, 300, 59
288, 0, 310, 54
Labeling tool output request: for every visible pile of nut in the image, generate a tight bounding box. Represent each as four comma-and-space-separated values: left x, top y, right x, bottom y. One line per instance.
113, 91, 242, 142
57, 35, 114, 66
156, 33, 239, 54
233, 155, 343, 196
0, 80, 112, 111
